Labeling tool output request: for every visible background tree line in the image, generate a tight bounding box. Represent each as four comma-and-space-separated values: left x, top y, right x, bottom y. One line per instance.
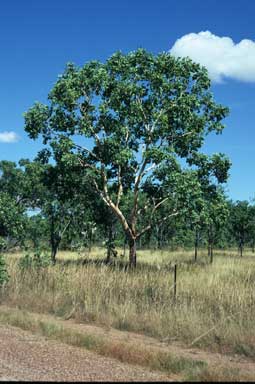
0, 159, 254, 263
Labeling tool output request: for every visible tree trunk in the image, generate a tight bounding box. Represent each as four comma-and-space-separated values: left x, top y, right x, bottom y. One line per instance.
147, 231, 152, 249
32, 238, 38, 250
51, 243, 58, 265
129, 237, 137, 268
123, 236, 127, 258
208, 227, 213, 263
51, 236, 61, 265
161, 227, 164, 249
158, 226, 164, 249
194, 242, 198, 262
210, 245, 213, 264
106, 247, 111, 264
88, 225, 93, 253
239, 240, 243, 257
106, 224, 114, 264
50, 217, 60, 265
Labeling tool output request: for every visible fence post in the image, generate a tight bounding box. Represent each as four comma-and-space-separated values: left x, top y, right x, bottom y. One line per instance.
173, 264, 177, 302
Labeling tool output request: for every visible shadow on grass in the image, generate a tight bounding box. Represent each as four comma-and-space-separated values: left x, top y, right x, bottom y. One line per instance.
56, 254, 212, 274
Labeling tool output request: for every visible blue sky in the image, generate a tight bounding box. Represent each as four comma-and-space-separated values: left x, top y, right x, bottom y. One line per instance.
0, 0, 254, 201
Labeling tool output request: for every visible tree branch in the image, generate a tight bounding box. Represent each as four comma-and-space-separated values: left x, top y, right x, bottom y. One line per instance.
116, 165, 123, 208
60, 219, 72, 238
100, 164, 133, 238
137, 211, 179, 239
153, 197, 169, 212
130, 155, 149, 231
72, 142, 99, 160
136, 97, 148, 122
78, 157, 99, 173
142, 162, 158, 177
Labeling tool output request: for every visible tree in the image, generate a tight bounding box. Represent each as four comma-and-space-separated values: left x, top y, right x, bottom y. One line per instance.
0, 160, 26, 196
20, 159, 95, 263
26, 214, 48, 249
230, 200, 252, 257
0, 192, 26, 250
24, 49, 230, 267
184, 151, 231, 262
185, 196, 207, 262
249, 203, 255, 252
205, 189, 229, 263
91, 198, 118, 262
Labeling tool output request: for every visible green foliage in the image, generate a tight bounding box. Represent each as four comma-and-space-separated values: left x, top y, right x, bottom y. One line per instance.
0, 254, 9, 286
18, 250, 52, 270
0, 238, 7, 252
25, 50, 229, 179
24, 49, 230, 267
229, 200, 254, 253
26, 214, 49, 249
0, 192, 26, 248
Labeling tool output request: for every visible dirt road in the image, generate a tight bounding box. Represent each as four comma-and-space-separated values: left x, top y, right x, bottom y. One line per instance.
0, 325, 173, 382
1, 306, 255, 381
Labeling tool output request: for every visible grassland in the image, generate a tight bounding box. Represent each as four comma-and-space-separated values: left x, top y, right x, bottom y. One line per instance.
1, 247, 255, 360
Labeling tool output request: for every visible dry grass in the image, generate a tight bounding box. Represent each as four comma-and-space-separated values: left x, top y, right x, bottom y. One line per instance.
1, 247, 255, 357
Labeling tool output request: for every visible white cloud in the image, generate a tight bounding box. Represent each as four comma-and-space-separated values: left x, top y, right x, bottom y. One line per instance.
0, 131, 20, 143
170, 31, 255, 83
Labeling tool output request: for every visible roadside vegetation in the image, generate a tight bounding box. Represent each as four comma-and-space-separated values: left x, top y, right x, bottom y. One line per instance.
1, 248, 255, 359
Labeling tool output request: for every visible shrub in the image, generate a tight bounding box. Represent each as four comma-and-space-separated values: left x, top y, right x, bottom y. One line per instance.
18, 250, 51, 270
0, 254, 9, 286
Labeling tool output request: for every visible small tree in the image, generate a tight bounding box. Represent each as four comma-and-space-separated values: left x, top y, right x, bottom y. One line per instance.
24, 49, 230, 267
19, 159, 94, 263
0, 255, 9, 287
26, 214, 48, 249
205, 190, 229, 263
0, 192, 26, 250
248, 203, 255, 252
230, 200, 252, 257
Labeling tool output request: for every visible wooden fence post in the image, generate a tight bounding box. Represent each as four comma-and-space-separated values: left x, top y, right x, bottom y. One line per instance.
173, 264, 177, 302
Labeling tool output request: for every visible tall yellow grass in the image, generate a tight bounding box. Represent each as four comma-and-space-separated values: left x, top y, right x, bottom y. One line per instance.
2, 248, 255, 356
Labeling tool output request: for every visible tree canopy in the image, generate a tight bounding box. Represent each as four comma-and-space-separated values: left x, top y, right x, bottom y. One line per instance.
24, 49, 231, 266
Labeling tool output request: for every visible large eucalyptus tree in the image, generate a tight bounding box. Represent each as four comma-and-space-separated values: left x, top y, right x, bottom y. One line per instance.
24, 49, 230, 267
